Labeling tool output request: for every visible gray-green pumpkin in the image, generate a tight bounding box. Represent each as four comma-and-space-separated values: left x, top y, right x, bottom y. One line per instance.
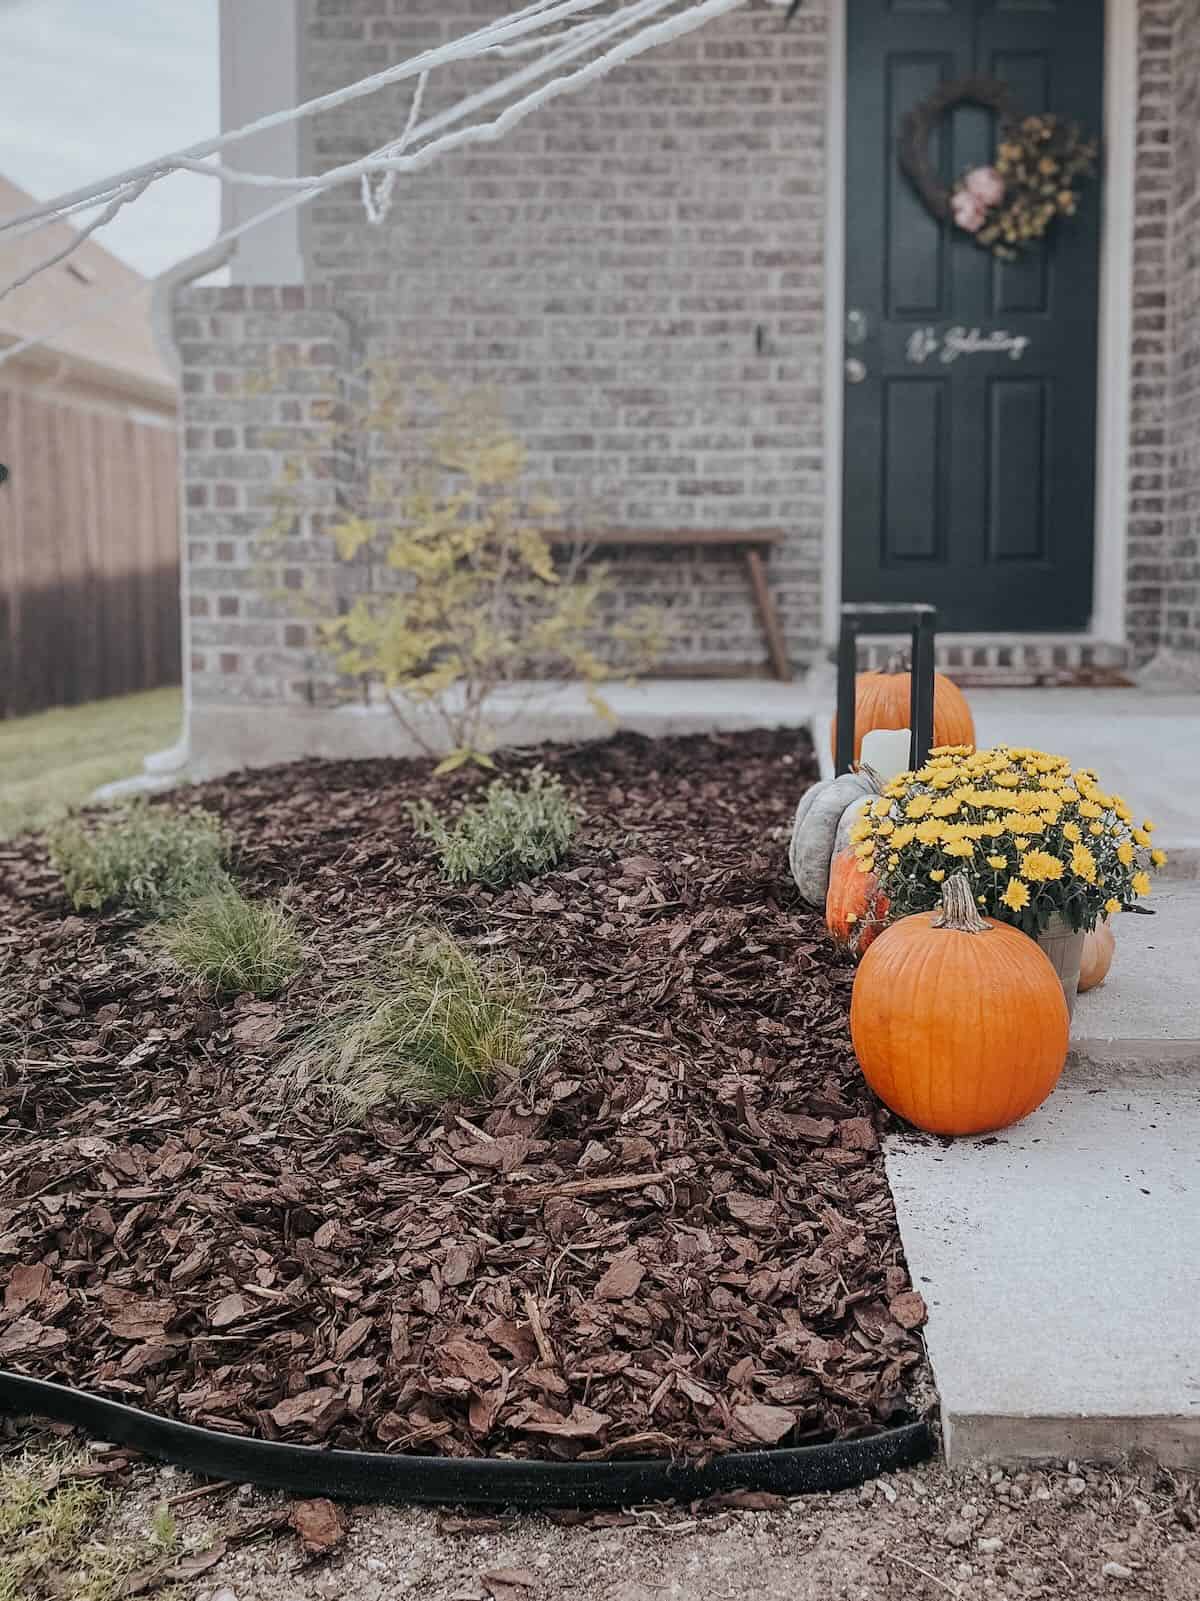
789, 767, 881, 906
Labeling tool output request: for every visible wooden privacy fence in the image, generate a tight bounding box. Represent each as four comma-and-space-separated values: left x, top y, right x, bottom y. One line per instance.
0, 387, 180, 719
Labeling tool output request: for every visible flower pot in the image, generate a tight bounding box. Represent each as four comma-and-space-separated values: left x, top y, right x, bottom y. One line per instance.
1037, 914, 1086, 1020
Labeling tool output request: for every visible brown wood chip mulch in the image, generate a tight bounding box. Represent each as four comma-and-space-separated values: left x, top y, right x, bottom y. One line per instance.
0, 728, 929, 1463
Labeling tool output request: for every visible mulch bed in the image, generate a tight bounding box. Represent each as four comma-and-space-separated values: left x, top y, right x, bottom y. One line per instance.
0, 728, 929, 1463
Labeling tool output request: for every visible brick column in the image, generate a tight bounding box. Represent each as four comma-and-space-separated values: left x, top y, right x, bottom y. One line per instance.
1163, 0, 1200, 664
173, 285, 363, 709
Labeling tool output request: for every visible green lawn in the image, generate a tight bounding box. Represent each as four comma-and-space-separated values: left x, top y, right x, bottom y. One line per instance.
0, 687, 183, 841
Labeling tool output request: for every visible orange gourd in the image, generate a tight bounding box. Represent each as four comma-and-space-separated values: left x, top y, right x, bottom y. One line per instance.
1078, 917, 1115, 993
850, 873, 1068, 1136
826, 849, 889, 957
831, 658, 975, 765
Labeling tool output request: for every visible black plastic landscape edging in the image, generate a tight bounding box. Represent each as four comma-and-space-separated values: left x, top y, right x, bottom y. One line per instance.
0, 1372, 933, 1509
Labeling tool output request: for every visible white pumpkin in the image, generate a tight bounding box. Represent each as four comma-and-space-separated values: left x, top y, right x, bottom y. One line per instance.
789, 767, 881, 906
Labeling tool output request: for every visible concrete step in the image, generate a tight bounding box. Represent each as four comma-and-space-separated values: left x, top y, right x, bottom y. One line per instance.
886, 1058, 1200, 1468
852, 635, 1130, 685
1071, 883, 1200, 1071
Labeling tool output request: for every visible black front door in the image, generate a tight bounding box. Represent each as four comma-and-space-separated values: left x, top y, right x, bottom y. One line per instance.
842, 0, 1104, 632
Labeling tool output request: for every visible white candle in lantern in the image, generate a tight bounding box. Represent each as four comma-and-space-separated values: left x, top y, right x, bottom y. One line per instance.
859, 727, 913, 782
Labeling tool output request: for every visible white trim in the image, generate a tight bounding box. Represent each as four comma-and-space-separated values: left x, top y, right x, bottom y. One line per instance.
1094, 0, 1137, 644
820, 0, 847, 650
820, 0, 1136, 648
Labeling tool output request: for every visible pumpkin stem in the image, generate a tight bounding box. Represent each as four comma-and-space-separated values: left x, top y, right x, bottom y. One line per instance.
883, 651, 910, 675
931, 872, 993, 934
853, 761, 883, 793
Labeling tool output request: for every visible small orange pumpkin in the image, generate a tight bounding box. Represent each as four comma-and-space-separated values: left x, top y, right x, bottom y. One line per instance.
850, 873, 1068, 1136
831, 657, 975, 766
1078, 917, 1115, 993
826, 849, 889, 956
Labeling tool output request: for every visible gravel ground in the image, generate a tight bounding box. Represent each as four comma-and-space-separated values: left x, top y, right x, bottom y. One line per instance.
13, 1431, 1197, 1601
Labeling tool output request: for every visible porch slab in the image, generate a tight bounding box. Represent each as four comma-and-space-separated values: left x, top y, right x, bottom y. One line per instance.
177, 679, 819, 782
885, 1056, 1200, 1469
1071, 882, 1200, 1070
969, 688, 1200, 870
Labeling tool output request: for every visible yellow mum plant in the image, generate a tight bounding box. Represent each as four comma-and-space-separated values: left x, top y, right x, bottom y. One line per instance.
849, 745, 1164, 935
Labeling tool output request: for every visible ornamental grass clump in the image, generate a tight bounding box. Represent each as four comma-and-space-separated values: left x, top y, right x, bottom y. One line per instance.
48, 802, 229, 919
281, 932, 548, 1123
410, 766, 577, 888
849, 744, 1166, 935
149, 887, 303, 998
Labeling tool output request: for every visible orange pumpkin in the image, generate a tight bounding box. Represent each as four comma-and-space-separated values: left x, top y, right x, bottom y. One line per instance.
826, 849, 889, 957
850, 874, 1068, 1136
1078, 917, 1115, 993
831, 658, 975, 766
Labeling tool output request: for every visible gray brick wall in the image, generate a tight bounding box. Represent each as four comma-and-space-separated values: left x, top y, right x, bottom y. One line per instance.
1165, 0, 1200, 656
301, 0, 826, 675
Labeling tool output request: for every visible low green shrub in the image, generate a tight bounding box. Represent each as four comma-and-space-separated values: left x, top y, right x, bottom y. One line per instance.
410, 767, 577, 888
281, 931, 548, 1122
149, 887, 303, 998
48, 802, 229, 918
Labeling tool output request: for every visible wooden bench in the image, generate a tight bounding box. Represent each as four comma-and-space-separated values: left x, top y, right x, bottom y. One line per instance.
554, 528, 792, 683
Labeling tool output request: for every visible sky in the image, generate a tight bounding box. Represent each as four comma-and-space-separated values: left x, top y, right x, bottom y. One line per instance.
0, 0, 221, 278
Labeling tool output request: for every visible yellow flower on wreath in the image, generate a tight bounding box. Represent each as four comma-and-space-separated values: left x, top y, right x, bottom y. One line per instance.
1131, 870, 1152, 897
1020, 850, 1064, 883
1001, 878, 1031, 912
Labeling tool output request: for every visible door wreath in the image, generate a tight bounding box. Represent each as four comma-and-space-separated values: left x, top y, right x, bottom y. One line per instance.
898, 75, 1097, 260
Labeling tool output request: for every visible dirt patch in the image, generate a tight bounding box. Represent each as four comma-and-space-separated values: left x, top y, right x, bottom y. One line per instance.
1, 729, 929, 1462
5, 1427, 1199, 1601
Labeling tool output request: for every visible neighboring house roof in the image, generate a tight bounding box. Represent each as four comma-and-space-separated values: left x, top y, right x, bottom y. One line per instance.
0, 173, 175, 412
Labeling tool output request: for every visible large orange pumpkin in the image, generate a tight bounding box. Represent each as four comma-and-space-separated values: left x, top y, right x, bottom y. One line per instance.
1078, 917, 1115, 993
850, 874, 1068, 1136
826, 849, 889, 957
831, 659, 975, 766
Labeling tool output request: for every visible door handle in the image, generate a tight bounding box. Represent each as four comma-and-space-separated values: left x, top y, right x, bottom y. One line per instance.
845, 357, 868, 384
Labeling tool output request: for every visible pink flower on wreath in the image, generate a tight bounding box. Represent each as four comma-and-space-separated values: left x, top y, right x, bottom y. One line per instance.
964, 164, 1006, 207
950, 188, 987, 234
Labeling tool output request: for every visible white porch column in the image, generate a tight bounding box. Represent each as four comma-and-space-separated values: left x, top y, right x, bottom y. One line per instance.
219, 0, 306, 285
